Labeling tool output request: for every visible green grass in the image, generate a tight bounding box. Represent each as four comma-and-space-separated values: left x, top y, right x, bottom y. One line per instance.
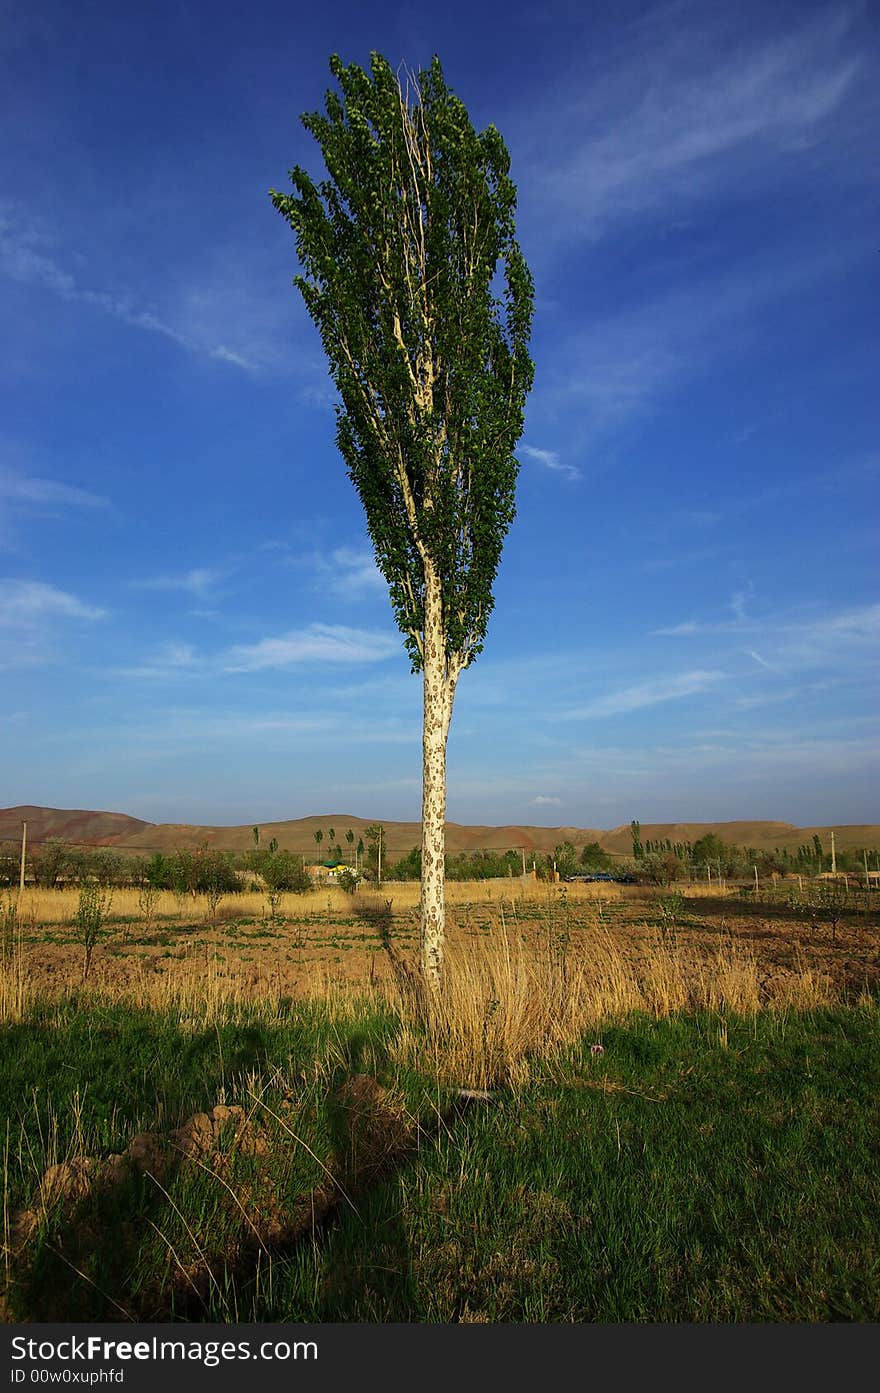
265, 1006, 880, 1322
2, 1000, 878, 1322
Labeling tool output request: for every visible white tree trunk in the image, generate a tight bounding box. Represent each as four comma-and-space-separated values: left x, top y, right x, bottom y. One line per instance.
420, 564, 457, 993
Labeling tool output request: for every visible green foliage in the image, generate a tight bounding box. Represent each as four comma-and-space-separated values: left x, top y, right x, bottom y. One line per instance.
636, 852, 687, 886
551, 841, 578, 880
271, 52, 534, 673
580, 841, 615, 871
691, 833, 727, 867
259, 850, 311, 894
0, 843, 21, 888
363, 824, 386, 878
144, 852, 169, 889
87, 849, 127, 887
387, 845, 422, 881
148, 848, 241, 897
630, 819, 643, 860
32, 838, 73, 888
73, 882, 113, 981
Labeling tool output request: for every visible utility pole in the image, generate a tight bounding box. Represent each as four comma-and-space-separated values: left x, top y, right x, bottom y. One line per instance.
831, 830, 836, 875
865, 849, 871, 890
377, 829, 382, 887
520, 847, 527, 880
19, 820, 27, 895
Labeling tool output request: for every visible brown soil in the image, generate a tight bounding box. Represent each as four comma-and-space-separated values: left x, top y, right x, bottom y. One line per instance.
12, 887, 880, 1005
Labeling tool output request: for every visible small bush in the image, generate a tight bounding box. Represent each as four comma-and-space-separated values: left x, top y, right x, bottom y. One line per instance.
261, 851, 311, 894
74, 883, 113, 981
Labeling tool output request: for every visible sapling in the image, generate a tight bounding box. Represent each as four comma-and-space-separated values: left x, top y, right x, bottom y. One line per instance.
75, 882, 113, 982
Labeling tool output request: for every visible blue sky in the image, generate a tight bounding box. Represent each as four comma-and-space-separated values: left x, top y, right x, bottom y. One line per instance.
1, 0, 877, 828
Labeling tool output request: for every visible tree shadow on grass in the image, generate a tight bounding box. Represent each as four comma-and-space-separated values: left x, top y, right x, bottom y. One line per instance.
0, 1013, 327, 1321
3, 997, 493, 1323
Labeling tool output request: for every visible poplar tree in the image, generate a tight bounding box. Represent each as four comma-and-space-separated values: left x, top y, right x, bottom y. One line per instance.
271, 53, 534, 990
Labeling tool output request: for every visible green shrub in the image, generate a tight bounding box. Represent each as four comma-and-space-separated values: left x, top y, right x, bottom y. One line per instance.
74, 883, 113, 980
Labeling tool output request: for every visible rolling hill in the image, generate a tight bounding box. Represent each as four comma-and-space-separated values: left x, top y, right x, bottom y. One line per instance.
1, 807, 877, 859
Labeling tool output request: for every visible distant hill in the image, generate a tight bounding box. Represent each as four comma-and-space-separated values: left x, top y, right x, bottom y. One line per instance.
1, 807, 877, 859
0, 806, 152, 847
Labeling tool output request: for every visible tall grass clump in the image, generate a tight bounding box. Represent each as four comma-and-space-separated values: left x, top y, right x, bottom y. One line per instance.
384, 913, 776, 1091
0, 895, 27, 1025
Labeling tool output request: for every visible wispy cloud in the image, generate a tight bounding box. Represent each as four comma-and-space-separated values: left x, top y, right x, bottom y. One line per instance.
114, 642, 199, 681
530, 794, 562, 806
527, 6, 865, 242
563, 669, 723, 720
222, 624, 400, 673
730, 582, 754, 623
653, 601, 880, 653
0, 579, 105, 625
320, 547, 385, 596
746, 650, 778, 673
0, 466, 108, 511
133, 568, 226, 599
520, 445, 581, 482
536, 238, 870, 450
0, 578, 105, 668
0, 202, 259, 371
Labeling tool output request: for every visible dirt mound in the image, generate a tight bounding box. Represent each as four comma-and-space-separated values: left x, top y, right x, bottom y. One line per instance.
6, 1103, 265, 1257
4, 1078, 421, 1320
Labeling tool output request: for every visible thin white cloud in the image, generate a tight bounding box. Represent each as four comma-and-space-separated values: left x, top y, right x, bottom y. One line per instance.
115, 642, 199, 680
531, 794, 562, 806
528, 6, 864, 242
654, 602, 880, 655
536, 238, 869, 451
323, 547, 385, 595
282, 543, 386, 596
0, 579, 105, 625
0, 578, 105, 668
134, 568, 225, 599
520, 445, 581, 482
730, 582, 754, 622
0, 466, 108, 510
653, 619, 709, 637
746, 649, 778, 673
222, 624, 400, 673
0, 202, 258, 371
564, 669, 723, 720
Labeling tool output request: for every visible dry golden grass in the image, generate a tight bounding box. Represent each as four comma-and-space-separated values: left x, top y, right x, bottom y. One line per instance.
378, 923, 834, 1090
0, 880, 844, 1083
11, 877, 620, 925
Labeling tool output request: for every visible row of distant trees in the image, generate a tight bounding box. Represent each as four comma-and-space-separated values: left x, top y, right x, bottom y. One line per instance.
4, 828, 877, 894
625, 824, 878, 885
0, 823, 390, 893
0, 840, 311, 893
